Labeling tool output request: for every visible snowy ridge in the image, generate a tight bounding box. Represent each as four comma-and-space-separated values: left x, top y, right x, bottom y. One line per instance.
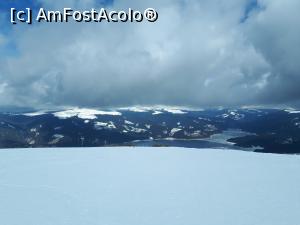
118, 106, 192, 114
285, 109, 300, 114
21, 106, 194, 118
23, 111, 47, 117
53, 108, 122, 119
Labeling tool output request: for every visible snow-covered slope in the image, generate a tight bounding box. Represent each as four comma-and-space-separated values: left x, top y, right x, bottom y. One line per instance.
0, 147, 299, 225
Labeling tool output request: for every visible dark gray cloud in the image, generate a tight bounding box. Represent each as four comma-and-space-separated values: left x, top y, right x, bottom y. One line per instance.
244, 0, 300, 105
0, 0, 299, 108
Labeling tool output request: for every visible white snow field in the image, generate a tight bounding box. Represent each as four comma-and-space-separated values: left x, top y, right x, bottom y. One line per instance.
0, 147, 299, 225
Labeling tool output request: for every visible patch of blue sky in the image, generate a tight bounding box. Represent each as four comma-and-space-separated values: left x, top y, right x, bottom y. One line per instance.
95, 0, 114, 7
0, 0, 41, 12
0, 0, 114, 56
0, 0, 41, 31
240, 0, 262, 23
0, 1, 41, 56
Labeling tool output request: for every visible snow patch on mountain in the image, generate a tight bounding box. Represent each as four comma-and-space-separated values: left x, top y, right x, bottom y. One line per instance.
165, 109, 187, 114
152, 110, 163, 115
219, 110, 245, 120
94, 121, 116, 129
170, 128, 182, 136
285, 109, 300, 114
119, 106, 189, 114
123, 125, 147, 133
49, 134, 64, 145
120, 107, 148, 112
23, 111, 46, 117
124, 120, 134, 125
53, 108, 122, 119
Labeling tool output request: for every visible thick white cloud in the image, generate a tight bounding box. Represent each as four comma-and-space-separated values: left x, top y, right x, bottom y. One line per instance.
0, 0, 299, 108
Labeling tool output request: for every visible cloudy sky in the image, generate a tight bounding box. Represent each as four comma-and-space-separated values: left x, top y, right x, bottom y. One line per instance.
0, 0, 299, 109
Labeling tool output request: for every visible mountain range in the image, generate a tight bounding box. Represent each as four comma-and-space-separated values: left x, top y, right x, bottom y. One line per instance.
0, 107, 299, 154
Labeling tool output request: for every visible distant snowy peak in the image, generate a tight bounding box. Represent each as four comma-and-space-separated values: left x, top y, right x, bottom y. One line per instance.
23, 111, 47, 117
20, 107, 192, 119
152, 111, 163, 115
53, 108, 122, 119
285, 109, 300, 114
164, 109, 187, 114
119, 106, 190, 114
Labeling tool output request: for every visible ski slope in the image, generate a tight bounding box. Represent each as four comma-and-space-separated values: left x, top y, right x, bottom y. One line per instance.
0, 147, 299, 225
